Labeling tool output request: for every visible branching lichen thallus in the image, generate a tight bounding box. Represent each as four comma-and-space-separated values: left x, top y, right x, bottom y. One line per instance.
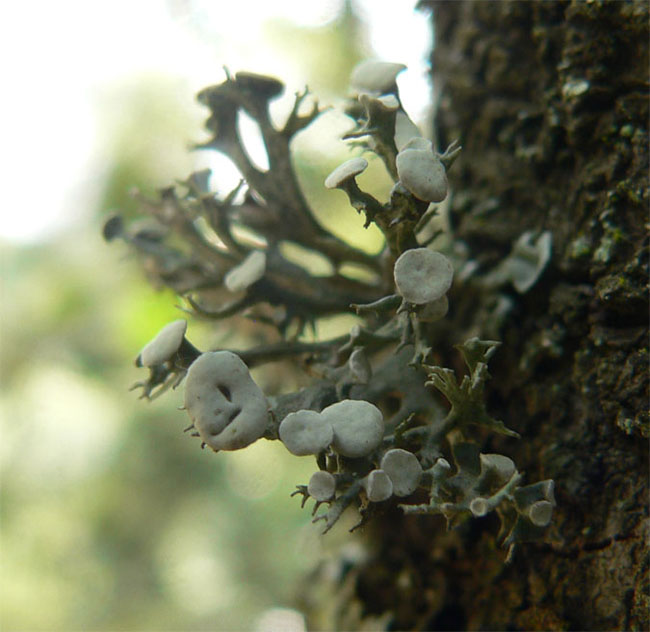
104, 60, 555, 559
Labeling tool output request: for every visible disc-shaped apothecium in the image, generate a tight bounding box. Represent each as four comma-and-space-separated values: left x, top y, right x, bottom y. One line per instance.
396, 139, 448, 203
320, 399, 384, 458
308, 471, 336, 502
350, 60, 406, 94
324, 157, 368, 190
393, 248, 454, 305
279, 410, 334, 456
507, 231, 553, 294
184, 351, 268, 451
480, 453, 516, 486
137, 319, 187, 367
513, 479, 556, 527
380, 449, 423, 497
224, 250, 266, 292
362, 469, 393, 502
526, 500, 555, 527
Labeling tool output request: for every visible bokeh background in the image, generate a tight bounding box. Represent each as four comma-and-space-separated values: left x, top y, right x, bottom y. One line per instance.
0, 2, 432, 629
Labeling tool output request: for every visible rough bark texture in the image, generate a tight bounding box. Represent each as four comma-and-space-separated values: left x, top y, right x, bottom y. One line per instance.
302, 2, 649, 630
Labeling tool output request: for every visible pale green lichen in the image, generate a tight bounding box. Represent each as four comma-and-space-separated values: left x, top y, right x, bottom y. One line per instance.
106, 60, 555, 555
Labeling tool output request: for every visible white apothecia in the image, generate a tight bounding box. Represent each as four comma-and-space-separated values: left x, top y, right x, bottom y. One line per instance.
321, 399, 385, 458
396, 139, 448, 203
224, 250, 267, 292
526, 500, 554, 527
138, 319, 188, 367
480, 453, 516, 485
362, 469, 393, 502
514, 480, 556, 526
380, 448, 423, 497
279, 410, 334, 456
308, 471, 336, 502
508, 231, 553, 294
350, 60, 406, 94
324, 157, 368, 190
469, 497, 492, 518
184, 351, 268, 451
120, 58, 556, 545
393, 247, 454, 305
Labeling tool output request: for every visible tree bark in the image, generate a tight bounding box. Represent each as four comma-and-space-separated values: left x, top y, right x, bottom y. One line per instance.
302, 2, 648, 630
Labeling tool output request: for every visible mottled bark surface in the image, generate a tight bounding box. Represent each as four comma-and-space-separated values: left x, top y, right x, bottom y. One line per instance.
426, 2, 648, 629
302, 2, 648, 630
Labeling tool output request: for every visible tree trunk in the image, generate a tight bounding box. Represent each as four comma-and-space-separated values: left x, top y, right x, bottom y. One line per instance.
302, 2, 648, 630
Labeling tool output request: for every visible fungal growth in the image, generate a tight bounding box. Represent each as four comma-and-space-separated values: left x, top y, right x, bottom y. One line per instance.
380, 449, 423, 497
137, 319, 188, 368
279, 410, 334, 456
350, 60, 406, 94
132, 319, 200, 398
393, 247, 454, 305
324, 157, 369, 190
362, 469, 393, 502
308, 471, 336, 502
107, 59, 555, 557
322, 399, 385, 458
224, 250, 267, 292
396, 139, 448, 203
184, 351, 268, 451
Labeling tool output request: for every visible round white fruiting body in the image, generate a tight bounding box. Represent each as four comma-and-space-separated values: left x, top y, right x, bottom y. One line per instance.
324, 157, 368, 189
396, 141, 448, 203
469, 497, 491, 517
279, 410, 334, 456
138, 319, 188, 367
224, 250, 266, 292
526, 500, 554, 527
393, 248, 454, 305
350, 60, 406, 94
480, 453, 516, 485
308, 471, 336, 502
320, 399, 384, 458
184, 351, 268, 451
509, 231, 553, 294
380, 448, 423, 497
362, 469, 393, 502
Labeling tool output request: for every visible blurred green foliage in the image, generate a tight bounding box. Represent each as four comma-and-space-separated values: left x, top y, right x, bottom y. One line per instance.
0, 7, 383, 631
265, 3, 365, 97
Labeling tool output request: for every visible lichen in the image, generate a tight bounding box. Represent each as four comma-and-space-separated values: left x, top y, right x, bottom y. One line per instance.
105, 61, 555, 560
